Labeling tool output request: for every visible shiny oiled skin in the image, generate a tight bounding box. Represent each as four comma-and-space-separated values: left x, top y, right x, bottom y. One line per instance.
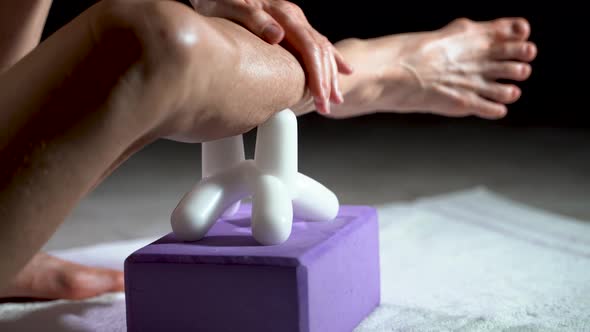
0, 0, 309, 294
0, 0, 536, 300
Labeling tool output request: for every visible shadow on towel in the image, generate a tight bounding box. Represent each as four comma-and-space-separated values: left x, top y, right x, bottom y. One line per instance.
0, 297, 126, 332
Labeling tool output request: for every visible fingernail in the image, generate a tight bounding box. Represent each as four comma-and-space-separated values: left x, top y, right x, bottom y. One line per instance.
324, 97, 331, 114
314, 97, 328, 114
331, 92, 343, 104
345, 63, 354, 74
336, 89, 344, 103
262, 24, 282, 43
314, 97, 323, 112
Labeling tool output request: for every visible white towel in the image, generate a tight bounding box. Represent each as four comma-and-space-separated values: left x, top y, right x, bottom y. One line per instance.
359, 188, 590, 331
0, 188, 588, 331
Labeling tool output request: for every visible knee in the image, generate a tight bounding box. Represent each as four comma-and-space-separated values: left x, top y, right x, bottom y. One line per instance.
96, 0, 218, 70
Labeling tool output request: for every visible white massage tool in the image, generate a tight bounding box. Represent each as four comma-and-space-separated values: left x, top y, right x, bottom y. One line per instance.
171, 109, 339, 245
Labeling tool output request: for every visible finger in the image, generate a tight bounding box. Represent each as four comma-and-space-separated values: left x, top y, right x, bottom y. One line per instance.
267, 2, 330, 112
314, 41, 330, 114
189, 0, 214, 14
320, 38, 333, 113
308, 41, 329, 114
220, 1, 285, 44
328, 46, 343, 104
289, 29, 329, 114
333, 48, 354, 74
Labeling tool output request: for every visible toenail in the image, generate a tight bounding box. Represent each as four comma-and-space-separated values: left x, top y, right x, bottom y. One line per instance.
512, 21, 524, 34
528, 44, 537, 57
522, 44, 532, 54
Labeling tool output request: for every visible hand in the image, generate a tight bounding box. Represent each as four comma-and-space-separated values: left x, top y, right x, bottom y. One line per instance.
189, 0, 353, 114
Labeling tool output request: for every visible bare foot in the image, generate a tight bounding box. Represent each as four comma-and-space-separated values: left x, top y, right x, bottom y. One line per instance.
0, 252, 123, 301
331, 17, 537, 119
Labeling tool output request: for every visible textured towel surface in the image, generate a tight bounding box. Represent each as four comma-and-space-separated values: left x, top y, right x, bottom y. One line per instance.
1, 188, 588, 331
359, 188, 590, 331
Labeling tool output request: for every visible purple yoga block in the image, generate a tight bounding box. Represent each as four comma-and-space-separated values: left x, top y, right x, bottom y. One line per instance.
124, 204, 380, 332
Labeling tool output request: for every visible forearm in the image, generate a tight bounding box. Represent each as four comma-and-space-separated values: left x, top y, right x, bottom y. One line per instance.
0, 0, 53, 72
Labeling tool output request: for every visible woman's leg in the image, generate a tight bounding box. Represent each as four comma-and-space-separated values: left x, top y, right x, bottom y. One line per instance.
0, 0, 307, 300
0, 0, 52, 72
296, 17, 537, 120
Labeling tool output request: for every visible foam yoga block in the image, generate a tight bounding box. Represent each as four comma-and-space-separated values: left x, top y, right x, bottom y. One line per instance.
125, 204, 380, 332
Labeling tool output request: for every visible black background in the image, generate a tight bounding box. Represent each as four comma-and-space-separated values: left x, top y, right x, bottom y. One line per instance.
40, 1, 587, 128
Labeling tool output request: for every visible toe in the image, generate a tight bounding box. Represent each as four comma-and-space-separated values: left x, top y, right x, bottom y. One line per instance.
489, 17, 531, 41
432, 85, 507, 119
490, 41, 537, 61
468, 93, 508, 119
479, 83, 521, 104
484, 61, 532, 81
1, 253, 124, 301
56, 268, 124, 300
